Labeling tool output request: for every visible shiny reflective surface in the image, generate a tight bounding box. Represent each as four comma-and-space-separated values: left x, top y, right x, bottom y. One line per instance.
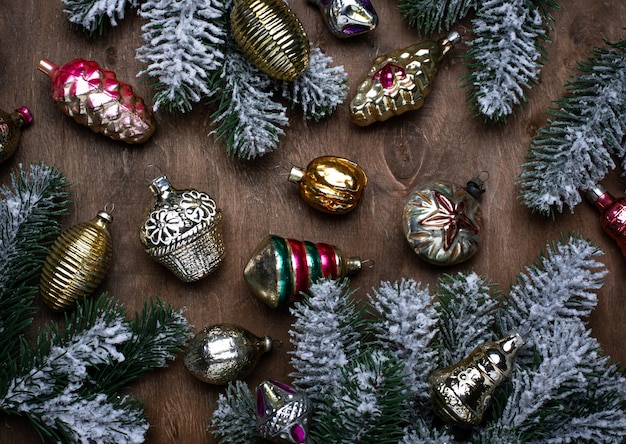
309, 0, 378, 38
39, 210, 113, 312
350, 32, 460, 126
184, 324, 272, 385
0, 107, 31, 164
429, 333, 524, 427
256, 380, 312, 443
289, 156, 367, 214
231, 0, 310, 81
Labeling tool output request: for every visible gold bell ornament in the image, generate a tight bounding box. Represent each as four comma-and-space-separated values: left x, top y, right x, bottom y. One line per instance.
244, 234, 363, 309
38, 58, 156, 144
288, 155, 368, 214
184, 324, 273, 385
231, 0, 310, 81
139, 169, 225, 282
428, 332, 525, 427
256, 380, 313, 444
0, 106, 32, 164
402, 174, 486, 266
350, 31, 461, 126
39, 205, 114, 312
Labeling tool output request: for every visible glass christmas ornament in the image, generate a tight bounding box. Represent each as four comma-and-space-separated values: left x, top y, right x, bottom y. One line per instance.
429, 332, 524, 427
402, 175, 485, 266
244, 234, 363, 309
288, 155, 368, 214
184, 324, 273, 385
256, 380, 312, 444
38, 58, 155, 144
0, 106, 32, 164
308, 0, 378, 38
39, 206, 114, 312
139, 171, 225, 282
231, 0, 310, 81
350, 31, 461, 126
586, 184, 626, 257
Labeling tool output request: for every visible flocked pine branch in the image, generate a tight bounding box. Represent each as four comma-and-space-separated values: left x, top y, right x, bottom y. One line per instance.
0, 294, 191, 443
0, 163, 70, 363
210, 235, 626, 443
209, 380, 259, 444
397, 0, 478, 35
61, 0, 139, 34
136, 0, 229, 112
465, 0, 551, 121
518, 39, 626, 216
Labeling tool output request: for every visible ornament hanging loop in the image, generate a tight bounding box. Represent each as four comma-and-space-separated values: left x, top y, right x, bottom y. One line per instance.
144, 164, 164, 183
103, 201, 115, 214
466, 171, 489, 200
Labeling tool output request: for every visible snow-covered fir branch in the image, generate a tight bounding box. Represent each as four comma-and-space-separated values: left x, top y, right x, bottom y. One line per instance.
209, 48, 289, 159
368, 279, 439, 406
210, 380, 259, 444
281, 47, 349, 122
136, 0, 229, 112
288, 279, 363, 407
518, 39, 626, 215
397, 0, 477, 35
0, 294, 190, 443
0, 163, 70, 363
62, 0, 139, 34
465, 0, 549, 121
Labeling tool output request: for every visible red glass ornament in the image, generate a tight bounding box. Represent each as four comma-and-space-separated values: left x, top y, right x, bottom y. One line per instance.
587, 185, 626, 257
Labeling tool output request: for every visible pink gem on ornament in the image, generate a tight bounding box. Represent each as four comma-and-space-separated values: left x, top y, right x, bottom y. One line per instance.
373, 63, 406, 90
290, 424, 306, 443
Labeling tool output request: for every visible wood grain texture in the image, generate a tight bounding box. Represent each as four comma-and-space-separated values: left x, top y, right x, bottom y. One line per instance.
1, 1, 625, 442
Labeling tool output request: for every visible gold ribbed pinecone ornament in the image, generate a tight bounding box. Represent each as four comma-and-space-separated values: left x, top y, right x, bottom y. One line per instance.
38, 58, 156, 144
39, 207, 114, 312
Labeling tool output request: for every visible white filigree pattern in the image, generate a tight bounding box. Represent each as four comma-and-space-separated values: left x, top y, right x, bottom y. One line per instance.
145, 209, 182, 246
180, 190, 217, 223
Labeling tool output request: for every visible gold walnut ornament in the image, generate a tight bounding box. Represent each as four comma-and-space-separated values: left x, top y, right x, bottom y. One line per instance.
350, 31, 461, 126
288, 155, 368, 214
39, 206, 114, 312
139, 170, 225, 282
231, 0, 310, 81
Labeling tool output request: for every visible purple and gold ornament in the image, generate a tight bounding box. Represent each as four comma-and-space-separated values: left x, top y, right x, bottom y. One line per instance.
350, 31, 461, 126
243, 235, 363, 309
256, 380, 312, 444
402, 175, 485, 266
308, 0, 378, 38
0, 106, 32, 164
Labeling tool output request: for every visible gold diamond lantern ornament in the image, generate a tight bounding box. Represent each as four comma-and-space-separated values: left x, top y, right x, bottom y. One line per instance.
231, 0, 310, 81
39, 206, 114, 312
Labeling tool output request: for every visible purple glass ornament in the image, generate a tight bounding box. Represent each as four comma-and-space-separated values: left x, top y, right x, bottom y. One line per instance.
256, 380, 312, 444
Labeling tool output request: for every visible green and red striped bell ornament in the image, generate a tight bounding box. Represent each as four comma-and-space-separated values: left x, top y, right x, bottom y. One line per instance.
243, 234, 363, 309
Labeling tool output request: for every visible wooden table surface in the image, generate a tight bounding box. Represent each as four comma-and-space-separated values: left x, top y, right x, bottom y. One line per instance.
1, 1, 625, 442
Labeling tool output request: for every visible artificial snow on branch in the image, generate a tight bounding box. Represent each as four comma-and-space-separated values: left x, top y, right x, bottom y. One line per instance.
210, 235, 626, 443
398, 0, 557, 121
0, 163, 192, 443
518, 38, 626, 216
62, 0, 139, 34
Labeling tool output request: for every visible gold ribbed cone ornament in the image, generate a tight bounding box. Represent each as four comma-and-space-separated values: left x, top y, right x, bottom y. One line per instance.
231, 0, 310, 81
39, 208, 114, 312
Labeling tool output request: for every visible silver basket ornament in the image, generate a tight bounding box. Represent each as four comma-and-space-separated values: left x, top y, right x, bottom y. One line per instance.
140, 173, 225, 282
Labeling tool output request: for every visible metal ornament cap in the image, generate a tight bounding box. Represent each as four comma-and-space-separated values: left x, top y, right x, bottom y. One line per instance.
139, 174, 225, 282
350, 31, 461, 126
243, 234, 362, 309
288, 155, 368, 214
231, 0, 310, 81
308, 0, 378, 38
428, 332, 525, 427
256, 380, 312, 444
39, 210, 113, 312
184, 324, 272, 385
402, 180, 483, 266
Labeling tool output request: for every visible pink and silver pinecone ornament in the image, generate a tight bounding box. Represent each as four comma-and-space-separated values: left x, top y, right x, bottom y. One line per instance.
38, 58, 156, 144
256, 380, 312, 444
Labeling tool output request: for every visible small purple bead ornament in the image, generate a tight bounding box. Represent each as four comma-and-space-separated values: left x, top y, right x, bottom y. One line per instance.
308, 0, 378, 38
